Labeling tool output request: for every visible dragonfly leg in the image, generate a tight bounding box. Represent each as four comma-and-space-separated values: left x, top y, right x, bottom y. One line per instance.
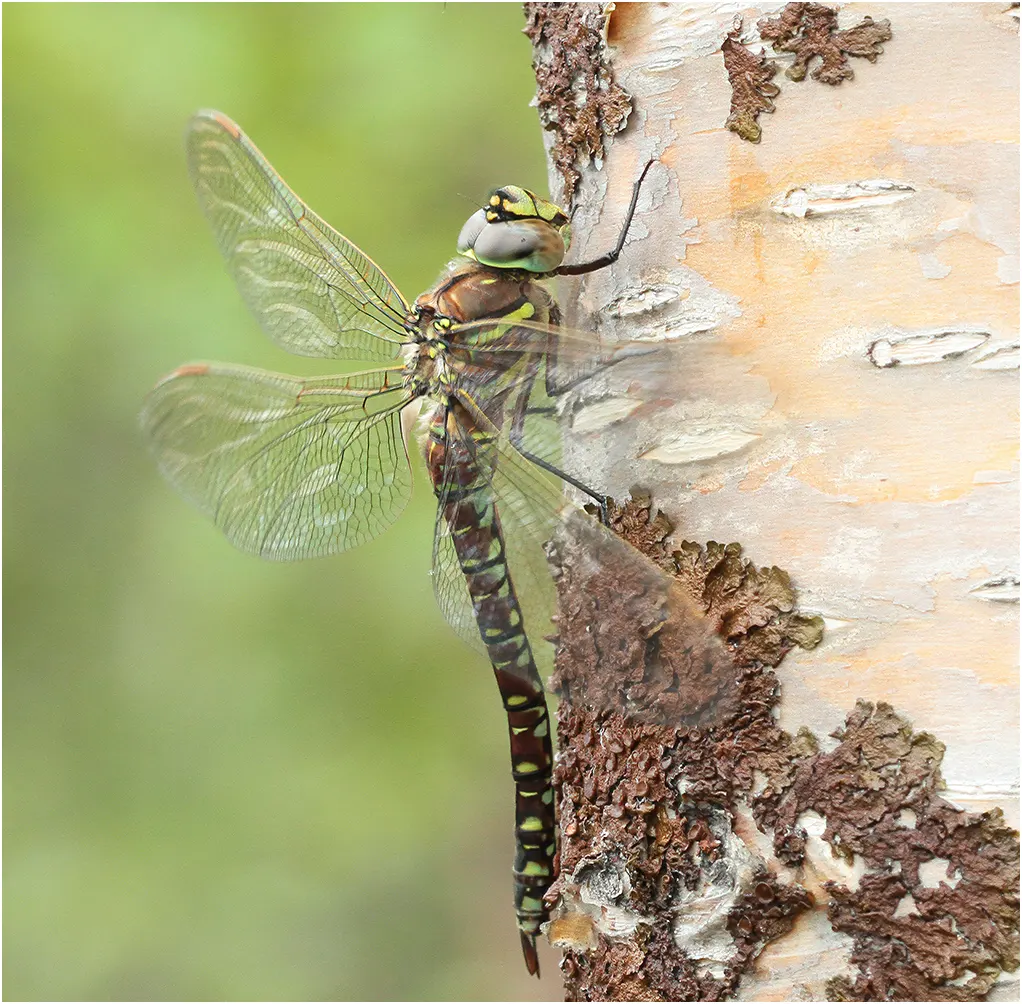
552, 159, 656, 277
515, 447, 609, 523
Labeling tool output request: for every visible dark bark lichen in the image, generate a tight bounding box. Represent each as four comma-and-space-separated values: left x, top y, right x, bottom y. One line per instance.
726, 2, 893, 143
758, 2, 893, 85
545, 495, 1019, 1001
772, 701, 1020, 1002
546, 495, 822, 1000
522, 2, 632, 207
722, 32, 781, 144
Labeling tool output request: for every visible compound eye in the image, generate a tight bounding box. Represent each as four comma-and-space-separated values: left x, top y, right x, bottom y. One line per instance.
472, 219, 564, 272
456, 209, 488, 255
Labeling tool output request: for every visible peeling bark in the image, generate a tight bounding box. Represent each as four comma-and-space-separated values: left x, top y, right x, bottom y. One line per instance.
525, 3, 1019, 1000
523, 2, 632, 207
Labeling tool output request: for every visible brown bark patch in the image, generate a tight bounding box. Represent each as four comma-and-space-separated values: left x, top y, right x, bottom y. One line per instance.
759, 700, 1020, 1001
523, 2, 633, 207
547, 495, 822, 999
758, 2, 892, 85
725, 870, 815, 967
722, 32, 780, 144
726, 3, 893, 142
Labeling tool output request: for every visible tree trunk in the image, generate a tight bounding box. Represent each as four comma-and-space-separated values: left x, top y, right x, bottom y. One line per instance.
524, 4, 1019, 1000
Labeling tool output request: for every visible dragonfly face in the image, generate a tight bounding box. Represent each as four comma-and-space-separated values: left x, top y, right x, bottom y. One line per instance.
142, 110, 692, 978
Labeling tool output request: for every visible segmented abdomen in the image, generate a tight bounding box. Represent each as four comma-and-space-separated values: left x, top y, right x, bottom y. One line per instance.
425, 404, 555, 977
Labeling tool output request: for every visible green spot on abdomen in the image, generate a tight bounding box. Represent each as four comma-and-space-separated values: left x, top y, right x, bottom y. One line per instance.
520, 860, 551, 877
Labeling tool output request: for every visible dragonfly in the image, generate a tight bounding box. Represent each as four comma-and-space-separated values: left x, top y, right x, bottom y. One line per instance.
142, 111, 724, 976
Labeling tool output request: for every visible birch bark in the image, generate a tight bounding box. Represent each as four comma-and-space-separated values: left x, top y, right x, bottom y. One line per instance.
526, 4, 1020, 1000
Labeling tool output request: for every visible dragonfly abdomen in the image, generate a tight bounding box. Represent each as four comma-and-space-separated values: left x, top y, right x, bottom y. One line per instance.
425, 407, 555, 976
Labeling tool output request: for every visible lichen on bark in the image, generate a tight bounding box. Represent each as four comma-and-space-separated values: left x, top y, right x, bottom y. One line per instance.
545, 495, 823, 1000
722, 32, 780, 144
522, 2, 632, 207
758, 2, 893, 85
764, 701, 1020, 1002
545, 496, 1019, 1001
725, 2, 894, 143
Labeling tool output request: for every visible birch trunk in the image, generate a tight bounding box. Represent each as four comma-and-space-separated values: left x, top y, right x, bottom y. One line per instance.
525, 4, 1019, 1000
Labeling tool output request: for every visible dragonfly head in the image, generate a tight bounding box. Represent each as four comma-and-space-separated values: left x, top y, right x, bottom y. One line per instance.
457, 186, 571, 273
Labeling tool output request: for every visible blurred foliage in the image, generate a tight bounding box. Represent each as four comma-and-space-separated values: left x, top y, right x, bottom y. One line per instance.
4, 4, 560, 999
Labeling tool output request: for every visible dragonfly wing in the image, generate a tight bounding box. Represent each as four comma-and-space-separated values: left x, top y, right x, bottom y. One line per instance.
451, 400, 741, 722
187, 111, 410, 361
502, 351, 564, 473
448, 316, 667, 471
141, 363, 414, 559
431, 513, 488, 659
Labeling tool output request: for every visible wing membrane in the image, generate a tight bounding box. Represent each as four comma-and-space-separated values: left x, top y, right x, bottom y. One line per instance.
431, 501, 489, 660
187, 111, 410, 361
448, 316, 669, 474
446, 316, 660, 379
141, 363, 414, 559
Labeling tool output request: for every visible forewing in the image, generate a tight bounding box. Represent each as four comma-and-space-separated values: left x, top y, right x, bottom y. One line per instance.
141, 363, 413, 559
187, 111, 410, 361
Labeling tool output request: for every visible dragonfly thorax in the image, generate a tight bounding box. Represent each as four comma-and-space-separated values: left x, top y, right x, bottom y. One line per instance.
412, 261, 557, 331
400, 332, 459, 400
400, 260, 558, 408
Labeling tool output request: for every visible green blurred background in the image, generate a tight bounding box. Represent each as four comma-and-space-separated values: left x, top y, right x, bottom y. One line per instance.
4, 4, 562, 999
